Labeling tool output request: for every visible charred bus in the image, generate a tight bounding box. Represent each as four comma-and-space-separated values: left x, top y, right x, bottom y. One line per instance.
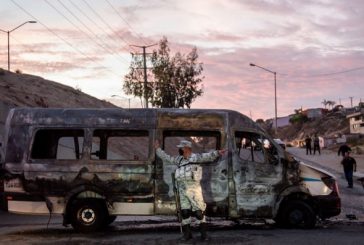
0, 108, 340, 231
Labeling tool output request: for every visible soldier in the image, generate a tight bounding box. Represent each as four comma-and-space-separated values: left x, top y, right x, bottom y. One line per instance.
155, 140, 226, 241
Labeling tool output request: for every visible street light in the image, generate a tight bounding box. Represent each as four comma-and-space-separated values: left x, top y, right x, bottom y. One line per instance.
0, 21, 37, 71
250, 63, 278, 135
111, 95, 131, 109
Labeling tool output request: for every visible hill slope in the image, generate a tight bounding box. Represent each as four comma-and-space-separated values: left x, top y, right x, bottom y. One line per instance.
277, 112, 350, 142
0, 69, 116, 108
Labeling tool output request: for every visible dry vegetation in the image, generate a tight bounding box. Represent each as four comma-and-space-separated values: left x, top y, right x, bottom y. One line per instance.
277, 112, 350, 142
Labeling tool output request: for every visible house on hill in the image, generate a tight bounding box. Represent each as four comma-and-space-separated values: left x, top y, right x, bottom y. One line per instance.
347, 109, 364, 134
277, 115, 293, 128
265, 115, 294, 129
302, 108, 327, 119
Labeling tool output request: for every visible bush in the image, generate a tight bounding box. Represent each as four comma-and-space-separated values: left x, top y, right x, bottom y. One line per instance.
289, 114, 308, 124
0, 68, 5, 75
75, 85, 82, 93
15, 69, 22, 74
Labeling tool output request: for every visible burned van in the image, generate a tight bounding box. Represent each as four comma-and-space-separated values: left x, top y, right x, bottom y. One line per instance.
0, 108, 340, 231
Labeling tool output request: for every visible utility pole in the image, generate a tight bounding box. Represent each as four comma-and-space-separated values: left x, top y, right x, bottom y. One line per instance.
349, 96, 354, 108
130, 44, 157, 108
249, 63, 278, 135
0, 21, 37, 71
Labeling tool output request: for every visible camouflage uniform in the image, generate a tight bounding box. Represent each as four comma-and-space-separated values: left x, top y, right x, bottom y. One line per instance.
156, 148, 220, 225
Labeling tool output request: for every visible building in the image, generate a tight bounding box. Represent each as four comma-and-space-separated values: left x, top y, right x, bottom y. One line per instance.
265, 115, 294, 129
347, 109, 364, 134
302, 108, 326, 119
276, 115, 293, 128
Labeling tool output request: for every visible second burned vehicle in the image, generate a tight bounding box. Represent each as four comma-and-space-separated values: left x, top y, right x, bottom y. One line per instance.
0, 108, 340, 231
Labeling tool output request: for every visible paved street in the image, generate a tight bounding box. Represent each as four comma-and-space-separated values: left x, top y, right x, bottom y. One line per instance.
0, 211, 364, 244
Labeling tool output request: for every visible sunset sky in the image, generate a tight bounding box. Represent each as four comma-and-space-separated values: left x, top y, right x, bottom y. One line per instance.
1, 0, 364, 120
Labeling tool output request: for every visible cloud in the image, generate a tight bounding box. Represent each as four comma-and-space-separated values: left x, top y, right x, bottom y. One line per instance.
188, 41, 364, 118
4, 0, 364, 119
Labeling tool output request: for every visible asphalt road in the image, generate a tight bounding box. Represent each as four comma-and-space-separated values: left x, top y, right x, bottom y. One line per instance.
0, 211, 363, 244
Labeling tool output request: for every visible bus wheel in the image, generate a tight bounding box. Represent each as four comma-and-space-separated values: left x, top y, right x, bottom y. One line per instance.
283, 200, 316, 229
70, 199, 107, 232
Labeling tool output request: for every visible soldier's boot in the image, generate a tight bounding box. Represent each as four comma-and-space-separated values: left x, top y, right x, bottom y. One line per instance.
200, 222, 209, 241
180, 224, 192, 241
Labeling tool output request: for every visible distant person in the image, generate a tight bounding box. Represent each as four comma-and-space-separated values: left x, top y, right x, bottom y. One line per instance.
341, 151, 356, 188
338, 143, 351, 157
305, 135, 312, 155
313, 134, 320, 155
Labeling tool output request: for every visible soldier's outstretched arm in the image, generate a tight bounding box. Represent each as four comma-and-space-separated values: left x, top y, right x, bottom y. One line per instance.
189, 149, 227, 163
154, 140, 178, 165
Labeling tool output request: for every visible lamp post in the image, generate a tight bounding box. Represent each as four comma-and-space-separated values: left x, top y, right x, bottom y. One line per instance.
250, 63, 277, 135
0, 21, 37, 71
111, 95, 131, 109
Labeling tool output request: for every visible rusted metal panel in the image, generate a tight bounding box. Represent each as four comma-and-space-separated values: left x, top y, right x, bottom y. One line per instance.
3, 108, 158, 209
8, 108, 156, 127
157, 109, 226, 129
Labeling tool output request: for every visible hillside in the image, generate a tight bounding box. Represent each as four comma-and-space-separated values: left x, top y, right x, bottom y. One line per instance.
276, 112, 350, 142
0, 69, 117, 108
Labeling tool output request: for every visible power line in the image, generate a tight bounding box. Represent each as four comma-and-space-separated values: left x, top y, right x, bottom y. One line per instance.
43, 0, 126, 65
274, 66, 364, 78
67, 0, 129, 54
81, 0, 137, 53
66, 0, 131, 56
300, 66, 364, 77
53, 0, 129, 64
10, 0, 120, 77
104, 0, 148, 45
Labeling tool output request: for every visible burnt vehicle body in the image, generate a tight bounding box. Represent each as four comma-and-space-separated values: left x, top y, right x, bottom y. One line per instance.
0, 108, 340, 231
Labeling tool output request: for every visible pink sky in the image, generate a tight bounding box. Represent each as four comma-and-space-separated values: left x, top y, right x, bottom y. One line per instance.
1, 0, 364, 120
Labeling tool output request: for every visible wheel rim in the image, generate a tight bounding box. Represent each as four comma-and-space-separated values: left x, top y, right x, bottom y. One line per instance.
78, 208, 96, 225
289, 209, 304, 225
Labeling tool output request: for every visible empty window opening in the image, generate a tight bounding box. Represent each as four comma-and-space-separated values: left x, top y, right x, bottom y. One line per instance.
92, 130, 149, 161
31, 129, 84, 160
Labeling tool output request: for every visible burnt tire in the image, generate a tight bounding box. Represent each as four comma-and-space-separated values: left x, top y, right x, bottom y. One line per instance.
70, 199, 107, 232
279, 200, 316, 229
